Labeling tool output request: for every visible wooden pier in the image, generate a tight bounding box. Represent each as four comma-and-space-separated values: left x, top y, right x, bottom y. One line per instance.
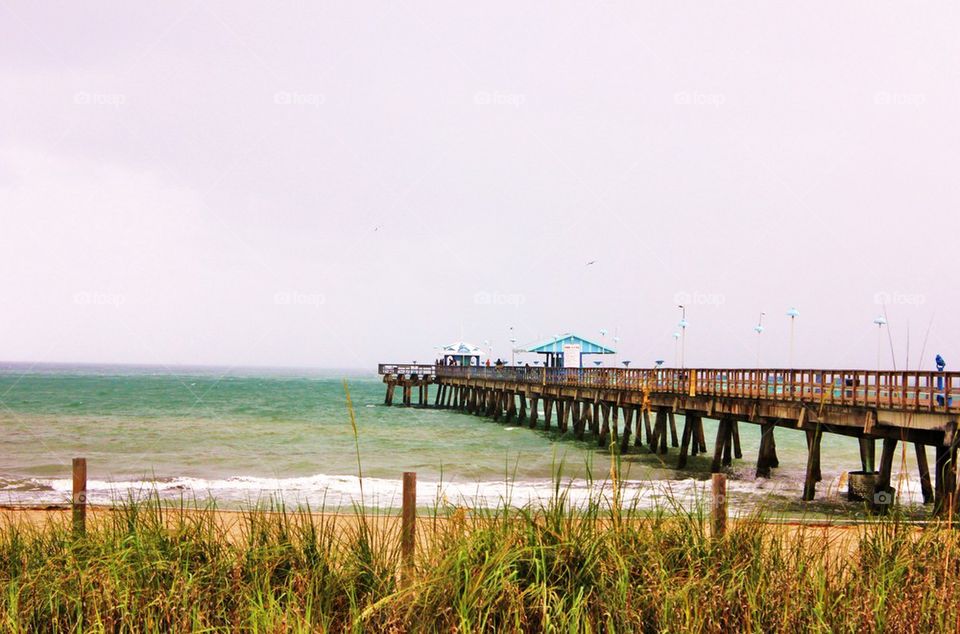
379, 364, 960, 515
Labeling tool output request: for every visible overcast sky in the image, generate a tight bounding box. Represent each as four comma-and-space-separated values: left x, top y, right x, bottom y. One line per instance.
1, 2, 957, 371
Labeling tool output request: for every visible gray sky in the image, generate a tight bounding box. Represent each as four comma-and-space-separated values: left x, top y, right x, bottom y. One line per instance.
1, 2, 957, 371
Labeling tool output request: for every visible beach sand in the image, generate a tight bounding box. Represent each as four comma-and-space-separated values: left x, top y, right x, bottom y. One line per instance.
0, 504, 866, 558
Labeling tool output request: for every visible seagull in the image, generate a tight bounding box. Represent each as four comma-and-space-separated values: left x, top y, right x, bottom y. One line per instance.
373, 225, 381, 232
586, 260, 596, 266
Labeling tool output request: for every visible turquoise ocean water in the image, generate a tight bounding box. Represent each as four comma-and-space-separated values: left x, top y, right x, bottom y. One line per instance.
0, 363, 933, 515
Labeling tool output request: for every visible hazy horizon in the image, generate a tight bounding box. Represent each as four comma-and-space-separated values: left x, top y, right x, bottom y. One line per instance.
2, 2, 958, 371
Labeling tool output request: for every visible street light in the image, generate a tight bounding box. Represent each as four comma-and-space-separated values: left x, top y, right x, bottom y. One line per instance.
754, 312, 765, 368
873, 315, 887, 371
677, 305, 688, 369
786, 307, 800, 368
672, 331, 681, 368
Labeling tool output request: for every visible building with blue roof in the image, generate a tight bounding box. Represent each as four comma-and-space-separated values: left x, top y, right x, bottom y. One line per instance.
524, 333, 615, 368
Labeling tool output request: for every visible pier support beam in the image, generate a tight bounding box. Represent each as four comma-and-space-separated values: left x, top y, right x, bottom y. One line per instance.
711, 417, 731, 473
638, 409, 652, 447
731, 421, 742, 459
802, 427, 823, 501
756, 422, 776, 478
668, 410, 679, 448
696, 417, 708, 455
677, 414, 696, 469
598, 403, 610, 447
385, 381, 395, 406
915, 443, 934, 504
858, 438, 876, 472
620, 406, 633, 454
529, 397, 539, 429
872, 437, 898, 512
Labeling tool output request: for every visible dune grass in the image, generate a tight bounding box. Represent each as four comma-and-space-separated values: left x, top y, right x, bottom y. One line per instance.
1, 490, 960, 632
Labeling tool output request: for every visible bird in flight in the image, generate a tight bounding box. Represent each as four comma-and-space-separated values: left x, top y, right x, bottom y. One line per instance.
586, 260, 597, 266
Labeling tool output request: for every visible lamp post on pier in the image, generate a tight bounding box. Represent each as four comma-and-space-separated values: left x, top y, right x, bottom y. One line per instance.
873, 316, 887, 371
754, 312, 765, 369
677, 305, 688, 369
786, 307, 800, 368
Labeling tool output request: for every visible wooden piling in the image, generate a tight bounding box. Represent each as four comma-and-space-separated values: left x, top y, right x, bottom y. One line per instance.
638, 409, 652, 447
573, 401, 585, 439
610, 402, 619, 444
543, 399, 553, 432
677, 415, 693, 468
731, 421, 742, 459
401, 472, 416, 570
802, 428, 823, 501
711, 418, 730, 473
385, 381, 395, 406
72, 457, 87, 536
518, 393, 527, 422
915, 443, 934, 504
696, 417, 708, 454
529, 396, 539, 429
598, 403, 610, 447
858, 437, 876, 472
668, 410, 679, 448
620, 406, 633, 454
873, 437, 898, 512
756, 422, 774, 478
711, 473, 727, 538
558, 400, 569, 434
658, 410, 668, 454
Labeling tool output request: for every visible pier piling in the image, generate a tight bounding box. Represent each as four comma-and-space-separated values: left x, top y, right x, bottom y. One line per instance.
72, 457, 87, 536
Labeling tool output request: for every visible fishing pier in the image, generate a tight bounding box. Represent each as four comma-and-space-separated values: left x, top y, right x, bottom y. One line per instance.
379, 363, 960, 515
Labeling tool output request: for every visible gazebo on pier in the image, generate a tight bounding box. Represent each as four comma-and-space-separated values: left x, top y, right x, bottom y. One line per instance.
525, 333, 615, 368
438, 341, 485, 366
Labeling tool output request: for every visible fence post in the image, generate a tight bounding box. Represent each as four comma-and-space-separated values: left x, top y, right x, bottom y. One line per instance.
72, 457, 87, 536
401, 472, 416, 570
711, 473, 727, 538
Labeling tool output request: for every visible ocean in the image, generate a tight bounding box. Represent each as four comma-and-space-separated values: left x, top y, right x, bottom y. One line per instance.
0, 363, 933, 516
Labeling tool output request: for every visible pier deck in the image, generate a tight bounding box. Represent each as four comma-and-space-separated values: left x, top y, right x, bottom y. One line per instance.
379, 364, 959, 515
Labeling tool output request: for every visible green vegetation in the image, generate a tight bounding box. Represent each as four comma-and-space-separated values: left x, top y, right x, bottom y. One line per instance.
1, 493, 960, 632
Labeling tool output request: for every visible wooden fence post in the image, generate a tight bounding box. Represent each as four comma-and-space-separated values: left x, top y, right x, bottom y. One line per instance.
72, 457, 87, 536
402, 472, 416, 570
711, 473, 727, 538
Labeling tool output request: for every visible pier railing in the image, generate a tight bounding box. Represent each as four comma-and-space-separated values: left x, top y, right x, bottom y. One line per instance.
431, 366, 959, 413
378, 363, 436, 377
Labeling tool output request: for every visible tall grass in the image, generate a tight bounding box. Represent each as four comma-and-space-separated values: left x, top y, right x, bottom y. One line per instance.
2, 492, 960, 631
